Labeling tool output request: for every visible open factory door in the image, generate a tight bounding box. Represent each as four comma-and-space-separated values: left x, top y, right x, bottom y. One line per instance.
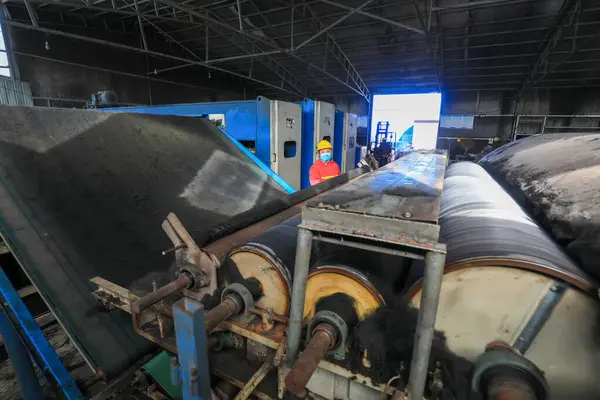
0, 106, 289, 378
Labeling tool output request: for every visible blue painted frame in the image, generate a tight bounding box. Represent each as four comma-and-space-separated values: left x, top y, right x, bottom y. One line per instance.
172, 297, 211, 400
299, 99, 316, 189
0, 267, 83, 399
333, 110, 344, 167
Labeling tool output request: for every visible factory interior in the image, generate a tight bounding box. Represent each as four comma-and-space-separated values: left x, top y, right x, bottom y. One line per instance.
1, 0, 600, 399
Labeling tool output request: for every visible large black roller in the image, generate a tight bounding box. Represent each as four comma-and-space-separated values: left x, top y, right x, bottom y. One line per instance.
407, 161, 600, 399
440, 162, 592, 291
480, 133, 600, 284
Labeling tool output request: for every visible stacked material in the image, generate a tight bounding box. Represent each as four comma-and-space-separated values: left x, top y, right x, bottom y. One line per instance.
0, 106, 288, 377
480, 133, 600, 284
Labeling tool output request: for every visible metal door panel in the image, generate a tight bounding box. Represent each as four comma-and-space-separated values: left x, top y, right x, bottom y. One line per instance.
343, 113, 358, 172
270, 101, 302, 190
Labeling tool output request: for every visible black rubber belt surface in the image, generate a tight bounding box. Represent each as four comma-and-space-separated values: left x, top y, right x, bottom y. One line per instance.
480, 133, 600, 284
0, 106, 287, 378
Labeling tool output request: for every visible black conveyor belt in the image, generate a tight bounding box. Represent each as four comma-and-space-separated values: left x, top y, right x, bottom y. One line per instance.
0, 106, 288, 377
480, 133, 600, 284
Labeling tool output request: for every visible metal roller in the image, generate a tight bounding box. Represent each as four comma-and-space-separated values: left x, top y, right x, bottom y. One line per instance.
224, 216, 408, 317
286, 266, 386, 397
409, 162, 600, 399
224, 215, 301, 315
303, 265, 385, 322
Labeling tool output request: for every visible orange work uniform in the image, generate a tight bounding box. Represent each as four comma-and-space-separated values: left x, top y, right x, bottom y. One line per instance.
309, 159, 341, 186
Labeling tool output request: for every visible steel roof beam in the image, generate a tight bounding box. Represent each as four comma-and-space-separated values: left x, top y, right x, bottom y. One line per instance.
148, 3, 309, 96
11, 0, 309, 95
519, 0, 581, 96
294, 0, 375, 51
155, 0, 370, 100
1, 18, 305, 96
317, 0, 424, 35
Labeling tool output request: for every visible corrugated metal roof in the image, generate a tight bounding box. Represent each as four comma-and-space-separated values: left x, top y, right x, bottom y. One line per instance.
0, 76, 33, 106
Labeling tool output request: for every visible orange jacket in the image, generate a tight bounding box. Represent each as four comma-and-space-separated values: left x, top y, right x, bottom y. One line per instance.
309, 159, 341, 186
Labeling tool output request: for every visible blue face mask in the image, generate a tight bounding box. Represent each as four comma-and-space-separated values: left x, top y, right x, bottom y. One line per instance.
320, 153, 332, 163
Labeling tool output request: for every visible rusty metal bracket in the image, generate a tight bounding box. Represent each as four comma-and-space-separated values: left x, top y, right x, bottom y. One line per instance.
234, 343, 286, 400
163, 212, 218, 299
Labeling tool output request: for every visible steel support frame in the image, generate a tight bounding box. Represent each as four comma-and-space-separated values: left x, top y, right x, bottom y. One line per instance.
318, 0, 424, 35
286, 222, 446, 400
15, 0, 303, 97
157, 0, 370, 99
195, 6, 600, 54
172, 297, 212, 400
298, 0, 370, 98
168, 0, 543, 41
412, 0, 442, 91
1, 17, 305, 96
150, 0, 308, 96
519, 0, 582, 96
294, 0, 376, 51
0, 266, 83, 399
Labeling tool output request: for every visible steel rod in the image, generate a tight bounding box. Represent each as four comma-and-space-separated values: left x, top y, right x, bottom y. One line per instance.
285, 324, 335, 397
23, 0, 38, 27
286, 228, 313, 365
408, 249, 446, 400
236, 0, 243, 31
132, 274, 190, 313
204, 298, 239, 333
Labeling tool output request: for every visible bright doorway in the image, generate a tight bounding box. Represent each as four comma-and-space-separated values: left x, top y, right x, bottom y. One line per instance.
371, 93, 442, 150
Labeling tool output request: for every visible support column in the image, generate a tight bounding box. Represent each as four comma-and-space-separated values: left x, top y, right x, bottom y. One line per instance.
286, 228, 313, 364
0, 311, 44, 399
173, 298, 212, 400
408, 248, 446, 400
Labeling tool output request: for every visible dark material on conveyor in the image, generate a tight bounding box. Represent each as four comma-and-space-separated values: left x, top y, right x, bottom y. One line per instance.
440, 162, 593, 291
479, 133, 600, 284
202, 166, 370, 246
349, 303, 473, 398
0, 106, 288, 378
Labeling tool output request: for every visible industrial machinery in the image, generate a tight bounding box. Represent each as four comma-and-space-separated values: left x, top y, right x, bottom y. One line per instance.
85, 90, 118, 109
0, 104, 599, 400
333, 110, 358, 172
105, 96, 303, 190
299, 99, 335, 188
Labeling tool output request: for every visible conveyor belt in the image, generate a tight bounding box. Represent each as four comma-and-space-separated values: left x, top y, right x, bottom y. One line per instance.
480, 133, 600, 284
0, 106, 288, 378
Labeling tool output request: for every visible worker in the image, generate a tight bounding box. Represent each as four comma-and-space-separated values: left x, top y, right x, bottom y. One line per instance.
309, 140, 341, 186
374, 137, 393, 167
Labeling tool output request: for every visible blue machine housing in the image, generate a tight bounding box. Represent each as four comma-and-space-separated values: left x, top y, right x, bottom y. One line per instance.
299, 99, 315, 189
333, 110, 345, 167
103, 97, 295, 194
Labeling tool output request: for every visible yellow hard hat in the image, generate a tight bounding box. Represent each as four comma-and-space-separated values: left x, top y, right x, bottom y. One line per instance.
456, 138, 462, 143
317, 140, 332, 151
